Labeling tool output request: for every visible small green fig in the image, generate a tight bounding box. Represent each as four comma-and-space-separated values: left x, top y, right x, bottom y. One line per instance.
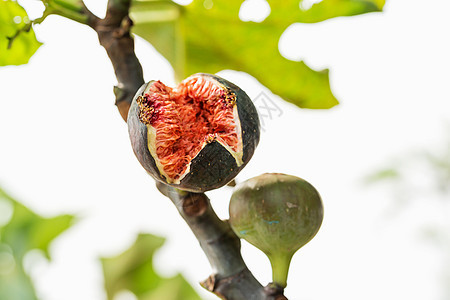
229, 173, 323, 288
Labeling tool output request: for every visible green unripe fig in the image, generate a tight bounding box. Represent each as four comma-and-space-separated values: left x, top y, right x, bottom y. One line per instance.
229, 173, 324, 288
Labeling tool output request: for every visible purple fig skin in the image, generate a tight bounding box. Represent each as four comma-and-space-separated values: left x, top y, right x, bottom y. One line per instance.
127, 73, 260, 193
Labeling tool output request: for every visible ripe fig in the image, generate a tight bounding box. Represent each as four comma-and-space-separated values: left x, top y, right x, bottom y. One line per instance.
127, 73, 260, 193
229, 173, 323, 288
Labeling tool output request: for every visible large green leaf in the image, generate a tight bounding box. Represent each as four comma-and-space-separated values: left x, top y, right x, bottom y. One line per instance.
131, 0, 385, 109
269, 0, 385, 23
0, 187, 75, 300
0, 0, 42, 66
101, 233, 201, 300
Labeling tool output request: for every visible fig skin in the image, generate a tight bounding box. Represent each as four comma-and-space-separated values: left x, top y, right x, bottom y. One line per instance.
229, 173, 324, 287
127, 73, 260, 193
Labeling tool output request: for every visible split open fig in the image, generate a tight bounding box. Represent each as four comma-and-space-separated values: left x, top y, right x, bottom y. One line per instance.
127, 73, 260, 192
229, 173, 324, 288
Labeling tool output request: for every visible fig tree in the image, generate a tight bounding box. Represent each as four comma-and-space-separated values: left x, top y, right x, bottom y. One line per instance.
229, 173, 324, 288
127, 73, 260, 192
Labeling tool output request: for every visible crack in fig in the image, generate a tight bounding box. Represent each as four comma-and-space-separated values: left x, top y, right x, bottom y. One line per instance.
137, 75, 243, 182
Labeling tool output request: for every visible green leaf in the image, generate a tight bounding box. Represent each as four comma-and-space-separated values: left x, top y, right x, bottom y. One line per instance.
130, 0, 185, 78
0, 195, 74, 258
0, 0, 42, 66
0, 190, 75, 259
0, 187, 75, 300
0, 244, 38, 300
101, 233, 201, 300
271, 0, 385, 23
131, 0, 385, 109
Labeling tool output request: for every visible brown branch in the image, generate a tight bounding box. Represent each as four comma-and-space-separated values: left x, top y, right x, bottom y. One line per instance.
86, 0, 144, 121
156, 183, 287, 300
67, 1, 287, 298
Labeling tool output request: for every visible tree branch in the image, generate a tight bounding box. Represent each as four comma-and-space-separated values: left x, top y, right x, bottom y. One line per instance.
156, 183, 287, 300
52, 1, 287, 298
87, 0, 144, 121
32, 0, 142, 121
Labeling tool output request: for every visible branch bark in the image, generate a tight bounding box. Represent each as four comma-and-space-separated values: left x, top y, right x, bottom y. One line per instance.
60, 1, 288, 298
156, 183, 287, 300
85, 0, 145, 121
43, 0, 144, 121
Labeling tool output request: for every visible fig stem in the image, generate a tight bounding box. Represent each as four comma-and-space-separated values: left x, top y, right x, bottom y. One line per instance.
268, 252, 293, 289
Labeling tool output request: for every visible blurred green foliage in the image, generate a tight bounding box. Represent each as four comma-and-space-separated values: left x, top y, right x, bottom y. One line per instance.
0, 0, 42, 66
365, 130, 450, 299
364, 140, 450, 204
0, 187, 200, 300
1, 1, 387, 298
101, 233, 201, 300
131, 0, 385, 109
2, 0, 385, 108
0, 187, 74, 300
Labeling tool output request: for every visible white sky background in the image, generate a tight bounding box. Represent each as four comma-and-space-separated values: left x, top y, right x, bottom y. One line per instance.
1, 0, 450, 299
